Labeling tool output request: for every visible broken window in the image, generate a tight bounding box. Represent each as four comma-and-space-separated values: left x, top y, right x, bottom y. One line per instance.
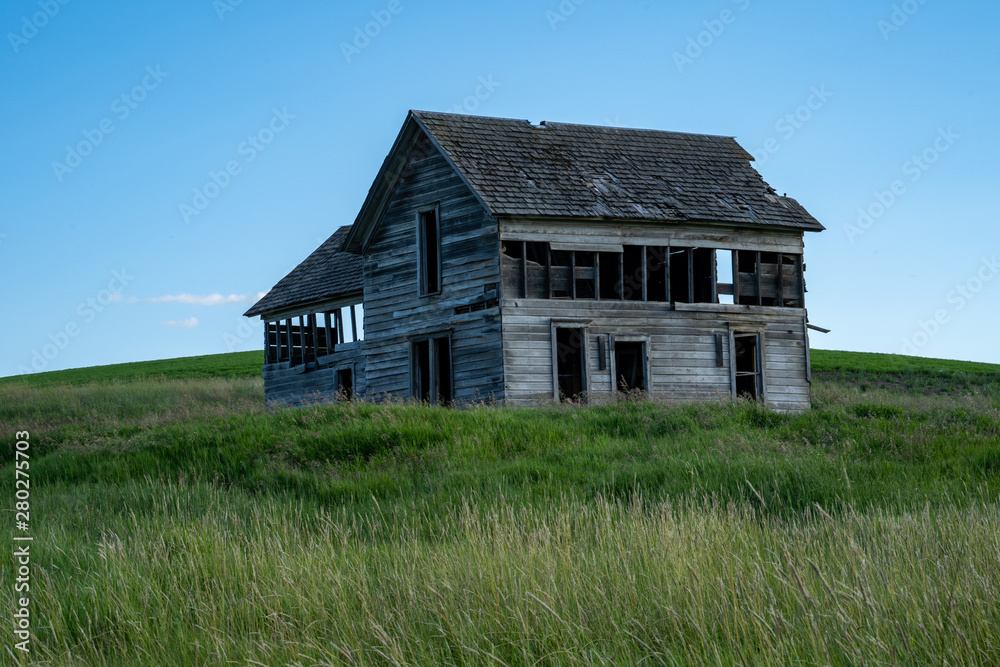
555, 327, 586, 401
418, 207, 441, 295
525, 242, 548, 298
622, 246, 644, 301
574, 251, 596, 299
733, 333, 763, 401
716, 250, 735, 304
412, 335, 452, 405
503, 241, 551, 299
646, 246, 668, 302
614, 340, 647, 393
669, 247, 691, 303
500, 241, 805, 308
733, 251, 804, 307
501, 241, 525, 297
549, 249, 573, 298
598, 251, 622, 299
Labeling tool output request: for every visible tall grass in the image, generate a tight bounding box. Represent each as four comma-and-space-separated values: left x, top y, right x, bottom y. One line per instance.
1, 353, 999, 665
15, 480, 1000, 665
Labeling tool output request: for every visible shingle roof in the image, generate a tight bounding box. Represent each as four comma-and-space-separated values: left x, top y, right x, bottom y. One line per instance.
244, 226, 363, 318
410, 110, 823, 231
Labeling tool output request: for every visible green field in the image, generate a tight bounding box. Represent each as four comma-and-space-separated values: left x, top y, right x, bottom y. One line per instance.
2, 350, 999, 665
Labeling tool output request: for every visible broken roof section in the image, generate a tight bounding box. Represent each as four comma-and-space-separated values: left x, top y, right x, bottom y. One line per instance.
344, 110, 823, 252
244, 226, 363, 318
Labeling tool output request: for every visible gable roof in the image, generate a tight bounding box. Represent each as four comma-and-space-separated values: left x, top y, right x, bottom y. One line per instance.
344, 110, 823, 251
244, 226, 363, 318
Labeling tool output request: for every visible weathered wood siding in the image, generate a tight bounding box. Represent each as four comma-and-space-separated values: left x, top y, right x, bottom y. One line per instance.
263, 342, 366, 406
362, 134, 504, 402
499, 220, 812, 411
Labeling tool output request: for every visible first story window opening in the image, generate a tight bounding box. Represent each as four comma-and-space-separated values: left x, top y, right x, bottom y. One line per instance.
411, 335, 452, 405
613, 340, 647, 393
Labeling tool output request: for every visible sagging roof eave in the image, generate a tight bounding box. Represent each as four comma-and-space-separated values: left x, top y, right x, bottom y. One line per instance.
343, 111, 499, 255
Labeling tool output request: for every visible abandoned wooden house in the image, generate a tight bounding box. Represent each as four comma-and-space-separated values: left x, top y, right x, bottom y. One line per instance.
245, 110, 825, 410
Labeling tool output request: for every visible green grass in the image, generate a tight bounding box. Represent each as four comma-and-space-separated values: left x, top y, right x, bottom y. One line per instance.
0, 350, 263, 387
2, 350, 999, 666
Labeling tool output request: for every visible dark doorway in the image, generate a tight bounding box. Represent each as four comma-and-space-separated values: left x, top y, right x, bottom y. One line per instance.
412, 336, 452, 405
413, 340, 431, 402
614, 341, 646, 393
434, 337, 452, 406
734, 334, 762, 400
337, 368, 353, 400
555, 327, 586, 401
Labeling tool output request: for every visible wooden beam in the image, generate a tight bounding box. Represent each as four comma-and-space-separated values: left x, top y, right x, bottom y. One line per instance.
776, 253, 784, 308
285, 318, 293, 363
732, 250, 740, 305
665, 245, 671, 304
687, 249, 694, 304
640, 246, 648, 302
710, 250, 718, 304
325, 312, 334, 354
754, 252, 762, 306
521, 241, 528, 299
546, 244, 553, 300
309, 313, 319, 363
350, 305, 359, 341
618, 252, 624, 301
570, 251, 577, 300
264, 322, 271, 364
594, 252, 601, 301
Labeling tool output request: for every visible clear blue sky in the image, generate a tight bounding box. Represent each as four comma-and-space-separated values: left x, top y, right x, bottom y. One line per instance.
3, 0, 998, 375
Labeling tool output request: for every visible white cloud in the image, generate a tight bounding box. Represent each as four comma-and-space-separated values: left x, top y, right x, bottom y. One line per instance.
144, 293, 250, 306
162, 317, 199, 328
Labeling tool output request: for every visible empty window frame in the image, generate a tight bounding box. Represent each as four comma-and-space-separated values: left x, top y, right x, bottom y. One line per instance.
417, 207, 441, 295
553, 326, 587, 402
716, 250, 735, 304
669, 247, 716, 304
733, 251, 804, 307
731, 332, 765, 401
411, 335, 453, 405
612, 339, 648, 394
500, 241, 733, 306
598, 251, 622, 300
501, 241, 550, 299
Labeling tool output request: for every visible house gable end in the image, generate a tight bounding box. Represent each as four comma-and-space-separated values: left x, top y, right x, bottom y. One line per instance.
344, 112, 497, 255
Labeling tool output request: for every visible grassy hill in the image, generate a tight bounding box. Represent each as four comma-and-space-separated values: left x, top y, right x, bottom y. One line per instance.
0, 350, 264, 387
1, 349, 998, 665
